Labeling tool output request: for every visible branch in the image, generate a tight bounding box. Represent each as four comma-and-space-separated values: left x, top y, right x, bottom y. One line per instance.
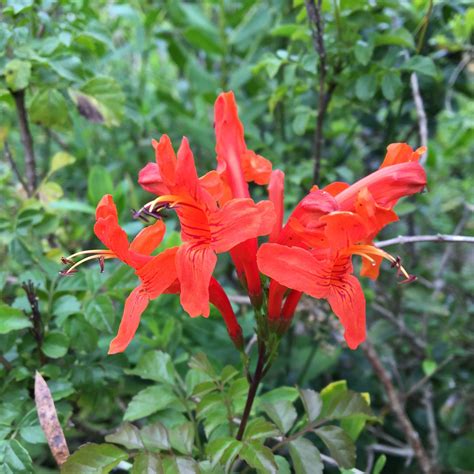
445, 51, 472, 113
376, 234, 474, 248
3, 141, 30, 194
362, 340, 437, 474
409, 72, 428, 166
305, 0, 336, 184
22, 280, 46, 365
11, 89, 37, 195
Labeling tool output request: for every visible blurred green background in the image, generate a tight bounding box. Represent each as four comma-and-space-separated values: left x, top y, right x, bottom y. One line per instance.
0, 0, 473, 472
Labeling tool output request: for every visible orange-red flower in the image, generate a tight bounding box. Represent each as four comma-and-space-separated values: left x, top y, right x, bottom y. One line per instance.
139, 134, 275, 318
257, 143, 427, 349
61, 194, 243, 353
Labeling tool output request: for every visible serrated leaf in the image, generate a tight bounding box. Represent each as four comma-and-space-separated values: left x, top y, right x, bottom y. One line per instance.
131, 452, 163, 474
261, 400, 297, 434
169, 422, 194, 455
29, 90, 71, 129
240, 440, 277, 474
206, 437, 242, 468
314, 425, 356, 468
0, 303, 32, 333
127, 350, 175, 385
140, 421, 170, 451
42, 331, 69, 358
50, 152, 76, 174
288, 438, 323, 474
124, 386, 177, 421
403, 56, 437, 78
61, 443, 127, 473
0, 439, 34, 473
105, 423, 144, 450
4, 59, 31, 91
87, 165, 113, 207
299, 388, 322, 422
68, 76, 124, 127
244, 417, 280, 440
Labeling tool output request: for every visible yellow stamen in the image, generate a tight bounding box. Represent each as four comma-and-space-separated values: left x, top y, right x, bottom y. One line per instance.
66, 249, 115, 259
145, 194, 198, 212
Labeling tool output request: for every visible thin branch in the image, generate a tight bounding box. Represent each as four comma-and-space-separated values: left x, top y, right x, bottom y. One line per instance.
445, 51, 472, 113
376, 234, 474, 248
362, 340, 437, 474
422, 383, 439, 461
3, 141, 30, 194
11, 89, 37, 195
305, 0, 337, 184
236, 342, 266, 441
409, 72, 428, 166
369, 443, 414, 458
22, 280, 46, 365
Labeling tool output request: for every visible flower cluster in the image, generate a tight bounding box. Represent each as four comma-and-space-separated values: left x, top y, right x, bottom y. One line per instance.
61, 92, 427, 354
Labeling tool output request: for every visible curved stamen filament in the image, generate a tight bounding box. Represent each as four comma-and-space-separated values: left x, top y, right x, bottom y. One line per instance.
346, 244, 412, 280
145, 194, 199, 213
66, 249, 115, 259
63, 254, 115, 274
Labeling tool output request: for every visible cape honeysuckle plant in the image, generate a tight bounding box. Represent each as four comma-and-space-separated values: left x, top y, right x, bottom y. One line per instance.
54, 92, 426, 472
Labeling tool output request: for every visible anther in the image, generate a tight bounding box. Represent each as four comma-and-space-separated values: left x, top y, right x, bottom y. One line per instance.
61, 257, 74, 265
399, 274, 417, 285
99, 256, 105, 273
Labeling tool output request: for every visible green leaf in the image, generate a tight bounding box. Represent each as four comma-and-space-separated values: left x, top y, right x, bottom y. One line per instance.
258, 387, 299, 404
124, 386, 177, 421
320, 381, 373, 420
61, 443, 127, 473
229, 5, 273, 50
188, 353, 216, 378
19, 425, 46, 444
87, 165, 114, 206
29, 90, 71, 129
49, 152, 76, 174
314, 425, 356, 469
244, 417, 280, 440
299, 388, 322, 422
448, 436, 474, 471
4, 60, 31, 91
354, 40, 373, 66
403, 56, 437, 78
105, 423, 144, 450
275, 455, 291, 474
206, 437, 242, 469
0, 304, 32, 334
240, 440, 277, 474
68, 76, 125, 127
164, 456, 199, 473
183, 27, 224, 55
38, 181, 63, 205
0, 439, 34, 473
288, 438, 323, 474
261, 401, 297, 434
293, 111, 310, 136
355, 74, 376, 101
381, 72, 402, 101
374, 28, 414, 49
140, 421, 170, 451
169, 422, 194, 455
42, 331, 69, 358
127, 350, 175, 385
84, 295, 114, 334
422, 359, 437, 376
372, 454, 386, 474
131, 452, 163, 474
53, 295, 81, 323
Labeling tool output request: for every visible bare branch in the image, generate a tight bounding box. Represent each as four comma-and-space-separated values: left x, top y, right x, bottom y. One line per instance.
11, 89, 37, 195
445, 50, 472, 112
409, 72, 428, 165
3, 141, 30, 194
376, 234, 474, 248
362, 340, 437, 474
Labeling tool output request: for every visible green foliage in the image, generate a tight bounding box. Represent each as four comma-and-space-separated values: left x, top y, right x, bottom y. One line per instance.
0, 0, 472, 472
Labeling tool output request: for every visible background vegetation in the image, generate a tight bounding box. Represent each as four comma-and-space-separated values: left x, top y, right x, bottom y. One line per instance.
0, 0, 473, 472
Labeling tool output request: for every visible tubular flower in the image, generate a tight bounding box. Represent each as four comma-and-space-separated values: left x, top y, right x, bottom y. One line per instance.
139, 135, 275, 318
257, 143, 427, 349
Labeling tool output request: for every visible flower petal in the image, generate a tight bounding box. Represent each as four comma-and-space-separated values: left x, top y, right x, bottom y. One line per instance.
96, 194, 118, 220
214, 91, 249, 198
242, 150, 272, 185
327, 274, 366, 349
94, 214, 131, 264
130, 220, 166, 255
335, 162, 427, 211
210, 198, 275, 253
323, 181, 350, 197
320, 211, 368, 250
136, 247, 179, 299
176, 243, 217, 317
152, 134, 176, 187
257, 243, 328, 298
379, 143, 426, 168
108, 286, 149, 354
268, 170, 285, 242
138, 162, 169, 195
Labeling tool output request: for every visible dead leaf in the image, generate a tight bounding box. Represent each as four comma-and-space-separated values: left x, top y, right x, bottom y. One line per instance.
34, 371, 70, 465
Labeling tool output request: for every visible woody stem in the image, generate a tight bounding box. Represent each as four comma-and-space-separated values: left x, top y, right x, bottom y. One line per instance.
236, 341, 267, 441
